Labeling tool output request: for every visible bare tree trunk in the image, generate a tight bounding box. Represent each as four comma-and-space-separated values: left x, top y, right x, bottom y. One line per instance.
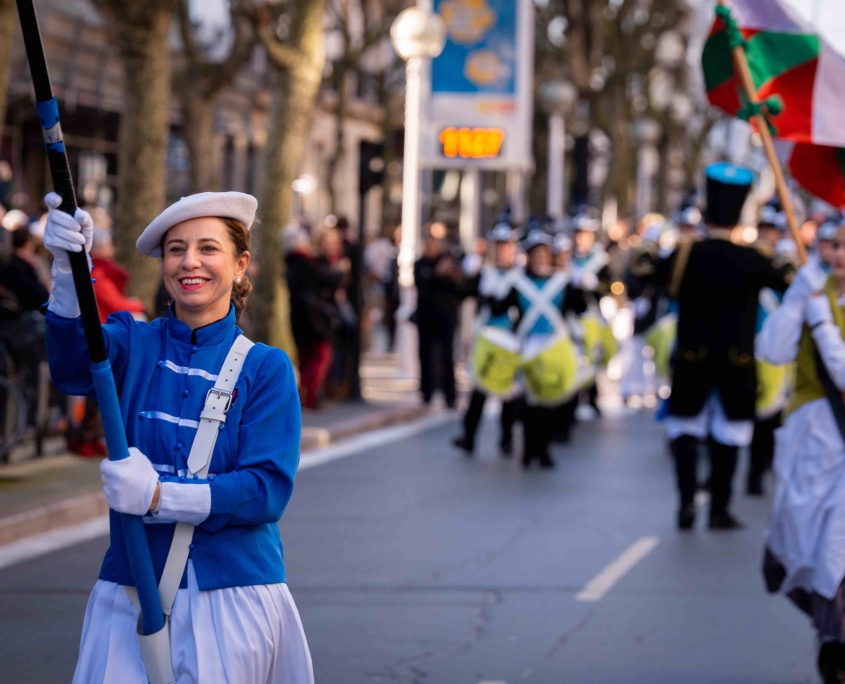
605, 81, 634, 217
182, 91, 220, 193
252, 0, 326, 348
325, 64, 348, 213
99, 1, 174, 310
0, 0, 15, 142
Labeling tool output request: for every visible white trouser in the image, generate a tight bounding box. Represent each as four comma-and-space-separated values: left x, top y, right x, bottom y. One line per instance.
665, 391, 753, 447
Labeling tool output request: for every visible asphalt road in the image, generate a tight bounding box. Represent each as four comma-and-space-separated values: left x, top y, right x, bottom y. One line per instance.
0, 407, 818, 684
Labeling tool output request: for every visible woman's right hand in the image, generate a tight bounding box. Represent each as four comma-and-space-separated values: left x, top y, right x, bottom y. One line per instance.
43, 192, 94, 272
784, 261, 828, 306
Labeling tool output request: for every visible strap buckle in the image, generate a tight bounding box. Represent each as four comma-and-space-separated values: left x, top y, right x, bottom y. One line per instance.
205, 388, 233, 415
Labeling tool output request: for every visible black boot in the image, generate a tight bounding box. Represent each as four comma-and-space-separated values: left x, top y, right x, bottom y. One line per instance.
818, 641, 845, 683
747, 412, 778, 496
672, 435, 699, 531
746, 471, 764, 497
678, 504, 696, 531
452, 436, 474, 456
707, 438, 744, 530
500, 399, 516, 457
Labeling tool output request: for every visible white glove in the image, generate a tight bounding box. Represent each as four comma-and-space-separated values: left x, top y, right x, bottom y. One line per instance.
100, 447, 160, 516
154, 482, 211, 525
784, 261, 828, 306
43, 192, 93, 273
805, 294, 834, 329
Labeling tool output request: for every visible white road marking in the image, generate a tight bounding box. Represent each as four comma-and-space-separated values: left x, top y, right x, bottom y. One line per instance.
0, 412, 456, 570
0, 515, 109, 570
575, 536, 660, 602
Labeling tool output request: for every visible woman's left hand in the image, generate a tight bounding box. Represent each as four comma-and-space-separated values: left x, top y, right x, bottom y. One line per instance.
100, 447, 160, 516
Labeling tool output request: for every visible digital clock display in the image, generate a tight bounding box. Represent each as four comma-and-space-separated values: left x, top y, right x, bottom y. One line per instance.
439, 127, 506, 159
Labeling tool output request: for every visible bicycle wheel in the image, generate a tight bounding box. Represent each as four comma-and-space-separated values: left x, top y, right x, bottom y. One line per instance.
0, 375, 27, 461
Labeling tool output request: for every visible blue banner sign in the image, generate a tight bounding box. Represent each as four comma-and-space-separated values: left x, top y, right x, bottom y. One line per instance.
432, 0, 517, 96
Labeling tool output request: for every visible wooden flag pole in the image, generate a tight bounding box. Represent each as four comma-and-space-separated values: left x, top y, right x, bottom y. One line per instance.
719, 0, 807, 265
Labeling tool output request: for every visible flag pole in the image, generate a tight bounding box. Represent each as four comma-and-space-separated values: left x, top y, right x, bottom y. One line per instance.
718, 0, 808, 265
15, 0, 169, 648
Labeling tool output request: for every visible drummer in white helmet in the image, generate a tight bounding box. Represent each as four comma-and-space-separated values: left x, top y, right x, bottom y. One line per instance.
454, 218, 520, 457
491, 223, 588, 468
818, 220, 839, 269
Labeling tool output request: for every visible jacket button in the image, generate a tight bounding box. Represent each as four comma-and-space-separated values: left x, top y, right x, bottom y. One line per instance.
157, 360, 164, 368
182, 389, 189, 398
175, 442, 183, 450
191, 345, 198, 353
138, 412, 145, 420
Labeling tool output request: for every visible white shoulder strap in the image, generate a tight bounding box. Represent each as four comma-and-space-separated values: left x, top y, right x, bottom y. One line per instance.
136, 334, 255, 615
515, 271, 569, 339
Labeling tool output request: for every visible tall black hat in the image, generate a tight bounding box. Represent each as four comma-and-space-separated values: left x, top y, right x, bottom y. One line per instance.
704, 162, 754, 228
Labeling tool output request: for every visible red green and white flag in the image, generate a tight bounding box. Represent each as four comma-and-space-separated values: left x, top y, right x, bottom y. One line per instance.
702, 0, 845, 147
784, 142, 845, 207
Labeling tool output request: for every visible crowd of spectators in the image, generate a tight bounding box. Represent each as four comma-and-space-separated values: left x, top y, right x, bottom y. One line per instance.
0, 179, 410, 454
283, 215, 399, 410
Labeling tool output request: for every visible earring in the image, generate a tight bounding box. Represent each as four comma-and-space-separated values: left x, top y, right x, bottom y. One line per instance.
235, 277, 242, 284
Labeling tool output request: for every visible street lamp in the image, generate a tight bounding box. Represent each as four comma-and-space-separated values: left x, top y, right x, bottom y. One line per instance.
390, 4, 446, 376
539, 79, 578, 220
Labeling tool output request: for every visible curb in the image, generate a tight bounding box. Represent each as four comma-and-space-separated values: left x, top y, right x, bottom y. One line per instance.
0, 491, 107, 548
0, 403, 430, 550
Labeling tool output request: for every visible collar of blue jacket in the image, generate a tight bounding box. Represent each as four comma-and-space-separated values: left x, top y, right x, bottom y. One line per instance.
44, 304, 302, 591
164, 302, 239, 346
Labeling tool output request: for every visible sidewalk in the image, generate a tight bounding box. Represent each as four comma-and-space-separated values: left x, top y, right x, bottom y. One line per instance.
0, 352, 434, 548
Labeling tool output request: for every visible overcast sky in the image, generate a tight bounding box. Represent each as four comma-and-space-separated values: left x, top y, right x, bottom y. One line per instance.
188, 0, 845, 63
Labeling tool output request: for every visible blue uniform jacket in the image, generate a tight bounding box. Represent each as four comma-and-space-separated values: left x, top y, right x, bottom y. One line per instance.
45, 305, 301, 591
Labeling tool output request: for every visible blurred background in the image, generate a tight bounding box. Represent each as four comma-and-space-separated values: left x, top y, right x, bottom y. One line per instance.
1, 0, 845, 682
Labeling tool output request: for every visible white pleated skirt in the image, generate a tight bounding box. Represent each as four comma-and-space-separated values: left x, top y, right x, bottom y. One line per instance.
72, 562, 314, 684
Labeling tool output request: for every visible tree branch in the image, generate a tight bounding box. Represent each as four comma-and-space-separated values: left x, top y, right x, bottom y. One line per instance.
177, 0, 201, 65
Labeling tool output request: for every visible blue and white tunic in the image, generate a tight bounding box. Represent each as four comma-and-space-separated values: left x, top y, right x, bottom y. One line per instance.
46, 305, 312, 683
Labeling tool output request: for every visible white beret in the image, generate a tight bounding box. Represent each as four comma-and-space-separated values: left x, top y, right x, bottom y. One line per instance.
136, 191, 258, 257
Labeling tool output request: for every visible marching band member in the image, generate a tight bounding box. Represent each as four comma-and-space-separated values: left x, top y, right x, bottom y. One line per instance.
454, 220, 520, 457
571, 213, 611, 292
749, 211, 799, 496
673, 205, 703, 239
42, 192, 313, 683
648, 163, 790, 530
492, 228, 587, 469
758, 226, 845, 683
552, 233, 579, 443
817, 220, 838, 270
571, 213, 611, 417
621, 221, 666, 404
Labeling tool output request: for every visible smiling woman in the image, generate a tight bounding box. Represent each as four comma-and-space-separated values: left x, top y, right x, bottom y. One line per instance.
161, 216, 251, 328
41, 191, 313, 684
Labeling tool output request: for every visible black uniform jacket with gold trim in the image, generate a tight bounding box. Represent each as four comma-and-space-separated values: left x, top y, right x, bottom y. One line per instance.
652, 233, 789, 421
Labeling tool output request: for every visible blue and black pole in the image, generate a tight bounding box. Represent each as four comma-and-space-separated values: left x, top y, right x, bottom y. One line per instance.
15, 0, 165, 639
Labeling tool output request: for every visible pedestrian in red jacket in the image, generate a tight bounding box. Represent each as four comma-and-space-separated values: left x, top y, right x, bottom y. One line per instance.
91, 229, 146, 324
69, 230, 146, 457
